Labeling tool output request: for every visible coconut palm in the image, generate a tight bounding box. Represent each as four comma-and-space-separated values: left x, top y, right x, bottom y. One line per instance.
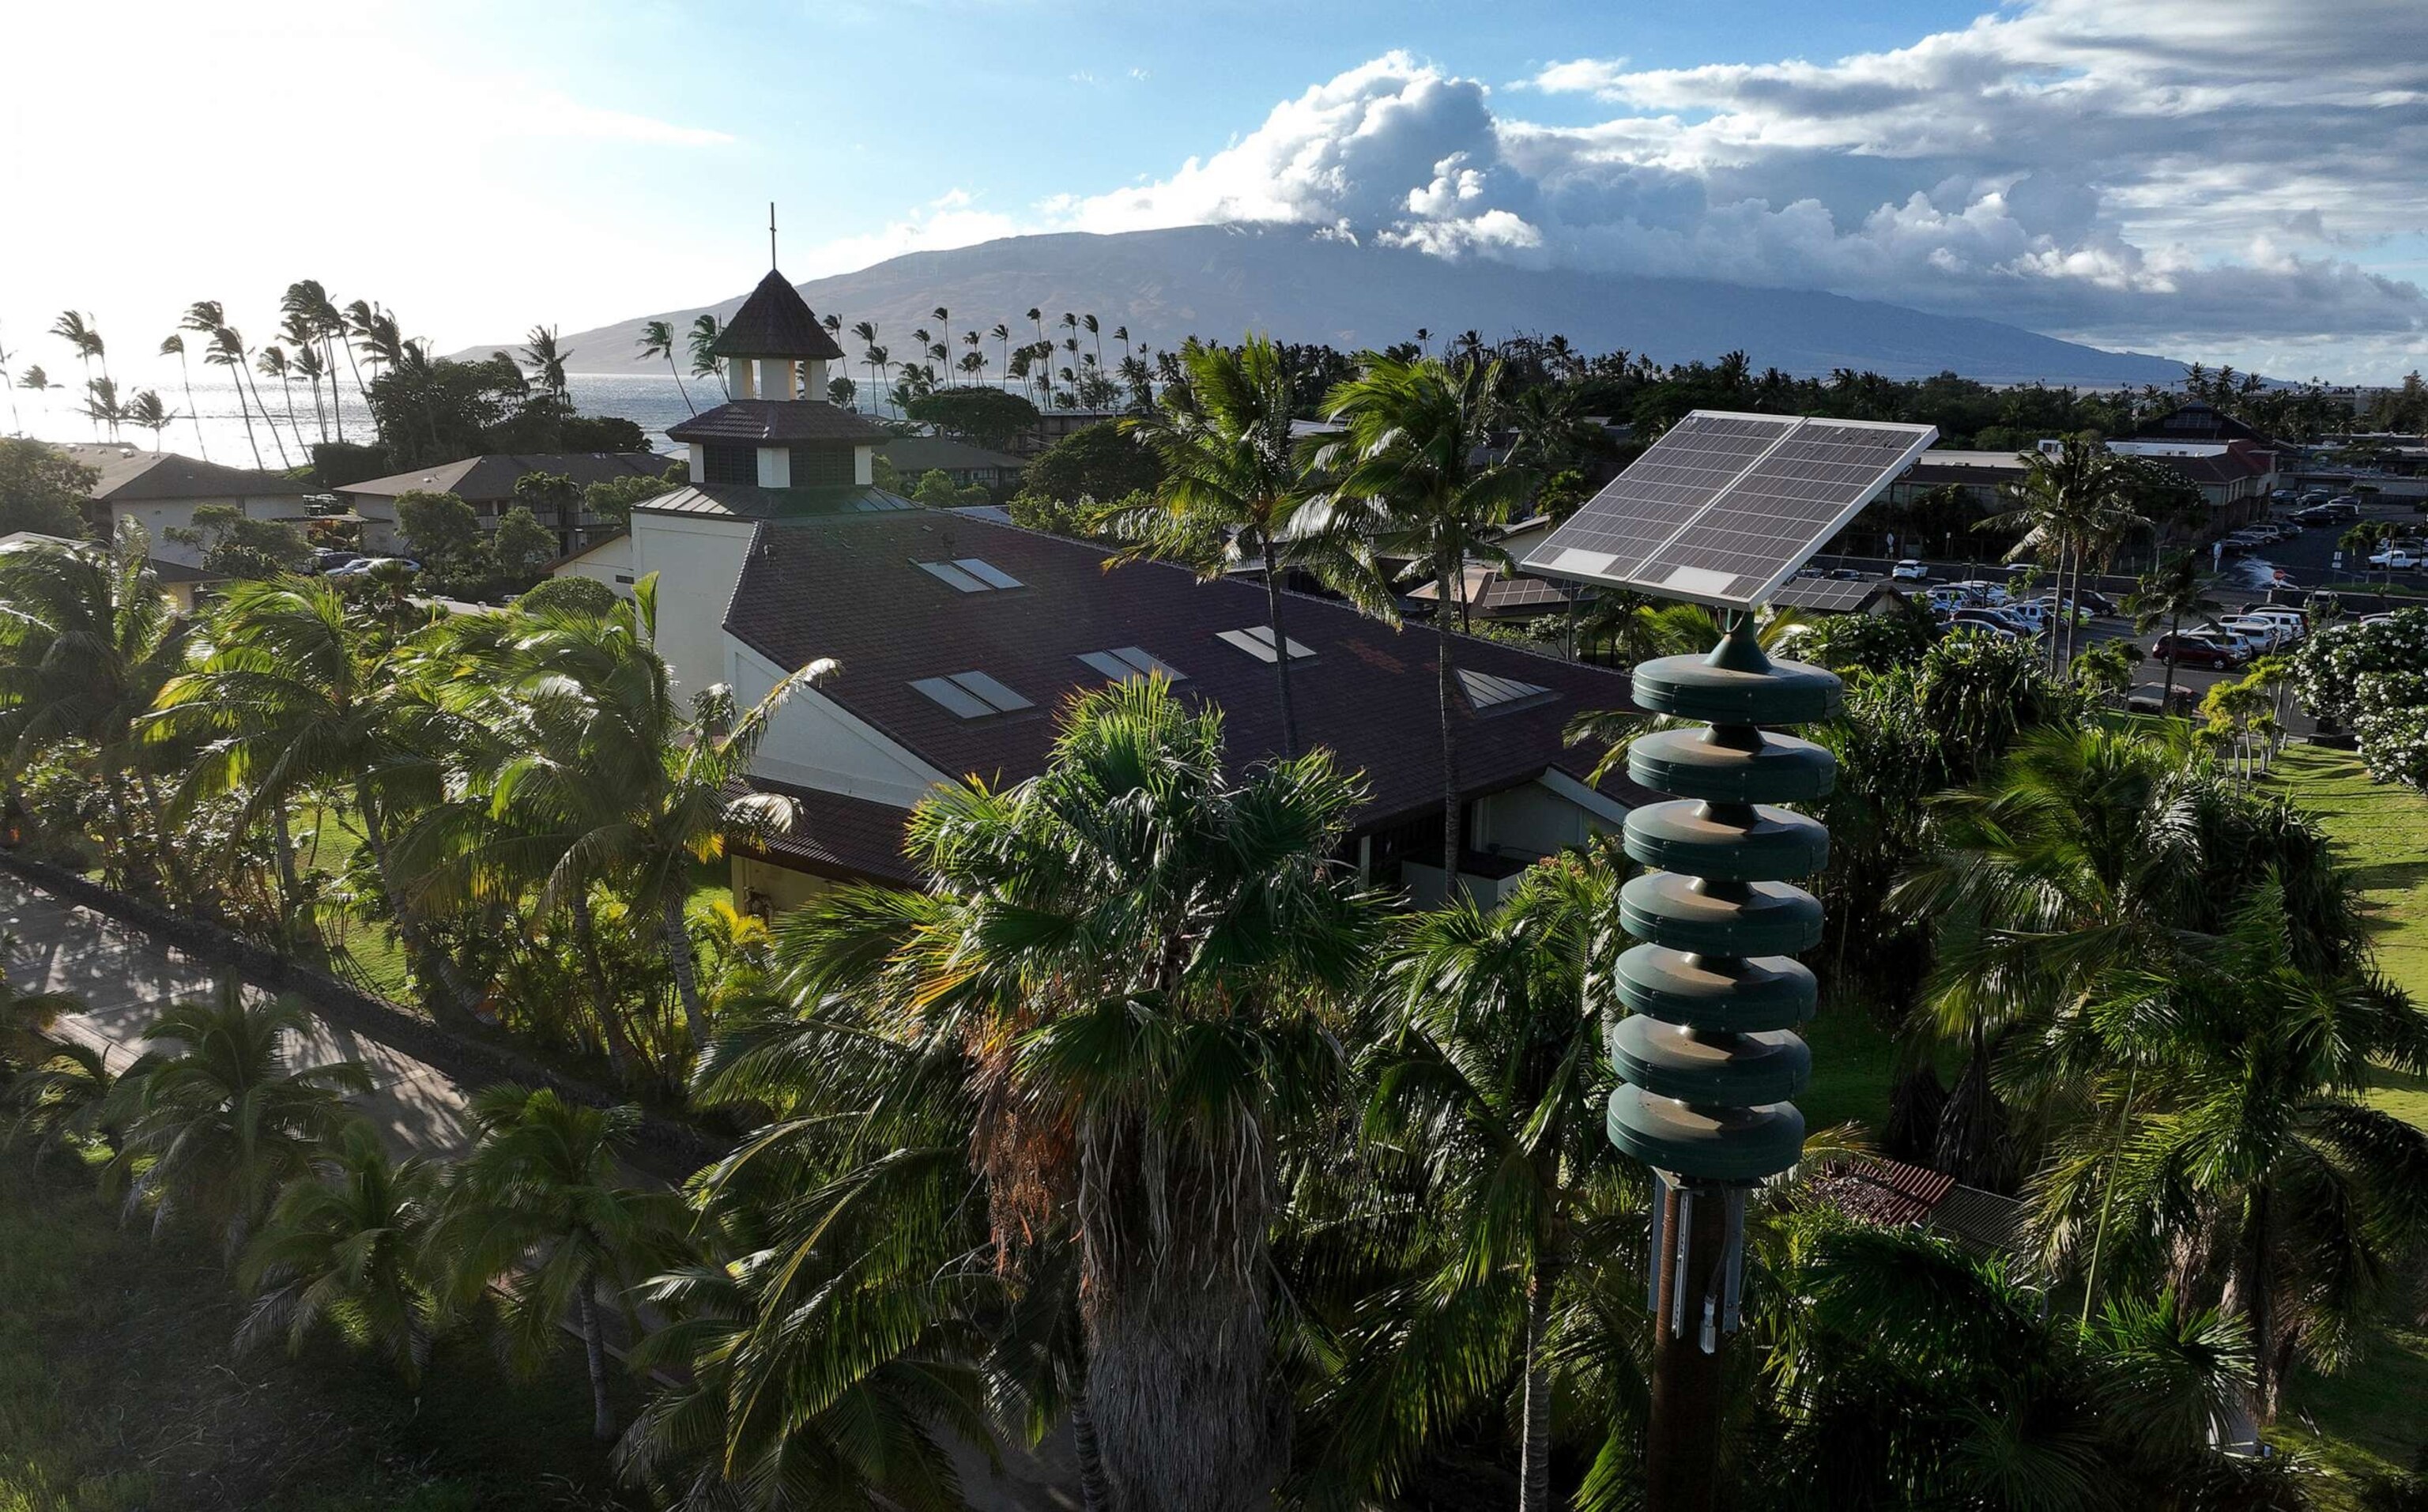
146, 578, 480, 1020
123, 389, 175, 451
289, 341, 330, 444
637, 319, 696, 414
256, 343, 307, 458
339, 299, 386, 432
770, 678, 1382, 1512
1322, 354, 1533, 874
0, 333, 18, 434
2030, 882, 2428, 1420
281, 280, 350, 443
237, 1118, 443, 1384
0, 532, 194, 897
117, 981, 371, 1256
223, 324, 292, 469
1329, 854, 1634, 1512
1985, 439, 2147, 669
991, 321, 1012, 380
522, 324, 572, 401
2128, 551, 2220, 710
184, 304, 264, 469
49, 311, 106, 437
81, 377, 122, 439
1108, 335, 1384, 757
16, 365, 51, 403
684, 314, 724, 397
435, 1084, 684, 1439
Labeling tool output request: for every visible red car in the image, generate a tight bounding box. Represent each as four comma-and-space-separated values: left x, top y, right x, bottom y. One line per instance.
2150, 633, 2242, 670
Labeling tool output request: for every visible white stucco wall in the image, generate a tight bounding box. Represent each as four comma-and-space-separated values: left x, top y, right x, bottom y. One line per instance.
724, 639, 949, 807
116, 493, 310, 567
1469, 773, 1627, 860
552, 534, 635, 598
628, 510, 757, 696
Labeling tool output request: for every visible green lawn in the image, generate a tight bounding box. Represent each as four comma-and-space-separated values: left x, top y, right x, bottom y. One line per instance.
1798, 998, 1906, 1136
2263, 744, 2428, 1498
0, 1155, 638, 1512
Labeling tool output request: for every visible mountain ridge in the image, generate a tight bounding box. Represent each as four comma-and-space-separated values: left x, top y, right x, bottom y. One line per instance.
476, 224, 2188, 388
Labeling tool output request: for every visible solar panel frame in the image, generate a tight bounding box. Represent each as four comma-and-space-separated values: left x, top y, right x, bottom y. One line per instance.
1521, 411, 1936, 609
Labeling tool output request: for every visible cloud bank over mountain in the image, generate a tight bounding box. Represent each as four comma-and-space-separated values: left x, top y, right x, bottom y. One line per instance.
862, 1, 2426, 379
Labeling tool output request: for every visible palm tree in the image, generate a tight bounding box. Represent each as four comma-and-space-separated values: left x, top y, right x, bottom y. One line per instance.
186, 304, 263, 469
256, 344, 307, 458
282, 280, 350, 443
0, 332, 19, 434
522, 324, 572, 401
289, 341, 330, 444
340, 298, 384, 427
637, 319, 695, 414
2128, 550, 2219, 711
118, 981, 372, 1255
1110, 335, 1383, 757
81, 377, 123, 439
1322, 354, 1533, 875
5, 1039, 123, 1159
237, 1118, 443, 1384
50, 311, 106, 437
1083, 313, 1103, 371
16, 365, 51, 407
773, 679, 1382, 1511
1985, 438, 2146, 670
2035, 882, 2428, 1420
991, 321, 1012, 381
0, 534, 194, 898
123, 389, 175, 451
221, 323, 292, 469
436, 1084, 682, 1439
685, 314, 725, 397
1337, 855, 1633, 1512
147, 579, 481, 1020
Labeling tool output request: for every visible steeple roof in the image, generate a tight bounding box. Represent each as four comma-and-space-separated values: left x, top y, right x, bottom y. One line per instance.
711, 269, 846, 361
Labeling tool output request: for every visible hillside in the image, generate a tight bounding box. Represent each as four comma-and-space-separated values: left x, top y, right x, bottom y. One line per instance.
490, 224, 2188, 387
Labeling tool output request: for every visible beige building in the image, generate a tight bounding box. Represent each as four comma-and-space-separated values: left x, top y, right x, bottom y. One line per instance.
66, 445, 311, 568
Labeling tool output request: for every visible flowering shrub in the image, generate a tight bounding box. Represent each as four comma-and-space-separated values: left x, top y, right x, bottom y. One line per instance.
2295, 609, 2428, 788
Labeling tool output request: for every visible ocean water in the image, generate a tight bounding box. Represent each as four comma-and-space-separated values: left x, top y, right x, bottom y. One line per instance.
4, 368, 712, 469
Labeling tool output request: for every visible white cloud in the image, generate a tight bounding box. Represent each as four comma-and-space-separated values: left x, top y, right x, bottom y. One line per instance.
496, 92, 733, 148
1012, 6, 2428, 375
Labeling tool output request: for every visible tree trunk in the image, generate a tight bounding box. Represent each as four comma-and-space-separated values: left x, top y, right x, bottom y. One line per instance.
228, 366, 266, 469
2245, 1186, 2275, 1420
243, 362, 292, 469
1517, 1264, 1555, 1512
662, 889, 709, 1052
1435, 552, 1463, 888
1071, 1387, 1113, 1512
176, 353, 209, 462
1261, 538, 1299, 758
2164, 609, 2183, 715
352, 780, 477, 1024
569, 886, 636, 1081
269, 801, 305, 941
576, 1285, 616, 1441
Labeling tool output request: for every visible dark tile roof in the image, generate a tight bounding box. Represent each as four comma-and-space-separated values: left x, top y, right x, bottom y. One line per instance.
709, 270, 847, 361
667, 400, 890, 446
736, 782, 919, 885
1771, 577, 1907, 613
64, 444, 308, 502
633, 485, 914, 520
721, 509, 1646, 833
1805, 1155, 2029, 1263
336, 452, 672, 503
2132, 401, 2273, 445
1408, 564, 1573, 616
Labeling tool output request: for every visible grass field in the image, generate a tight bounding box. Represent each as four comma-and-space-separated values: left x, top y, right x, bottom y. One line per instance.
0, 1156, 637, 1512
2264, 744, 2428, 1498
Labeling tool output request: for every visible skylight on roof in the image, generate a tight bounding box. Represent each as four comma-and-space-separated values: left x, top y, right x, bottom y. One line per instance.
1216, 625, 1315, 663
1077, 647, 1186, 684
909, 671, 1035, 718
1457, 667, 1555, 713
915, 557, 1022, 592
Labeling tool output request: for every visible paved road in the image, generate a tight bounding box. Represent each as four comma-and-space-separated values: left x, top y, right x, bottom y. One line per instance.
0, 875, 476, 1157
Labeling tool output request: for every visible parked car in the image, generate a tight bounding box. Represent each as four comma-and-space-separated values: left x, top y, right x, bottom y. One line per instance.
326, 556, 421, 578
2127, 682, 2200, 715
1891, 559, 1930, 581
1944, 611, 2022, 640
1828, 567, 1867, 580
2216, 616, 2291, 652
2368, 548, 2421, 571
2237, 608, 2308, 643
1948, 579, 2010, 605
311, 549, 362, 574
2150, 632, 2245, 670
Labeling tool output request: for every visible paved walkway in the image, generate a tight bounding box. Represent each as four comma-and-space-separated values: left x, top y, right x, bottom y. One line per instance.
0, 874, 476, 1156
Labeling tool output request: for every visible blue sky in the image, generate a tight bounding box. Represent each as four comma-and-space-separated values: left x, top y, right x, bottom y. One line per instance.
3, 0, 2423, 386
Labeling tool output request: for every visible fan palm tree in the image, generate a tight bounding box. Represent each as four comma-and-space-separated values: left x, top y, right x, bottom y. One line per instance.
1322, 354, 1533, 874
237, 1118, 443, 1384
1108, 335, 1384, 757
185, 304, 264, 469
1331, 854, 1634, 1512
770, 679, 1383, 1512
2128, 551, 2220, 711
522, 324, 572, 401
637, 319, 695, 414
146, 578, 479, 1020
435, 1084, 684, 1439
0, 533, 194, 897
118, 981, 372, 1256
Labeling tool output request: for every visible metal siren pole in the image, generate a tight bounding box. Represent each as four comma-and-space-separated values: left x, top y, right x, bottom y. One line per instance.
1611, 609, 1838, 1512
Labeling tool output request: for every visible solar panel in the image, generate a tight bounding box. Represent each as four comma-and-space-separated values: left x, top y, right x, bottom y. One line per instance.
909, 671, 1034, 718
1078, 647, 1186, 683
1217, 626, 1315, 663
1524, 411, 1936, 609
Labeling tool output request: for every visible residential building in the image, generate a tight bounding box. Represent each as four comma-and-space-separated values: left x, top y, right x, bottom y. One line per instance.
878, 434, 1027, 492
0, 530, 227, 612
339, 451, 674, 556
550, 263, 1643, 915
65, 444, 311, 569
1012, 407, 1125, 458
